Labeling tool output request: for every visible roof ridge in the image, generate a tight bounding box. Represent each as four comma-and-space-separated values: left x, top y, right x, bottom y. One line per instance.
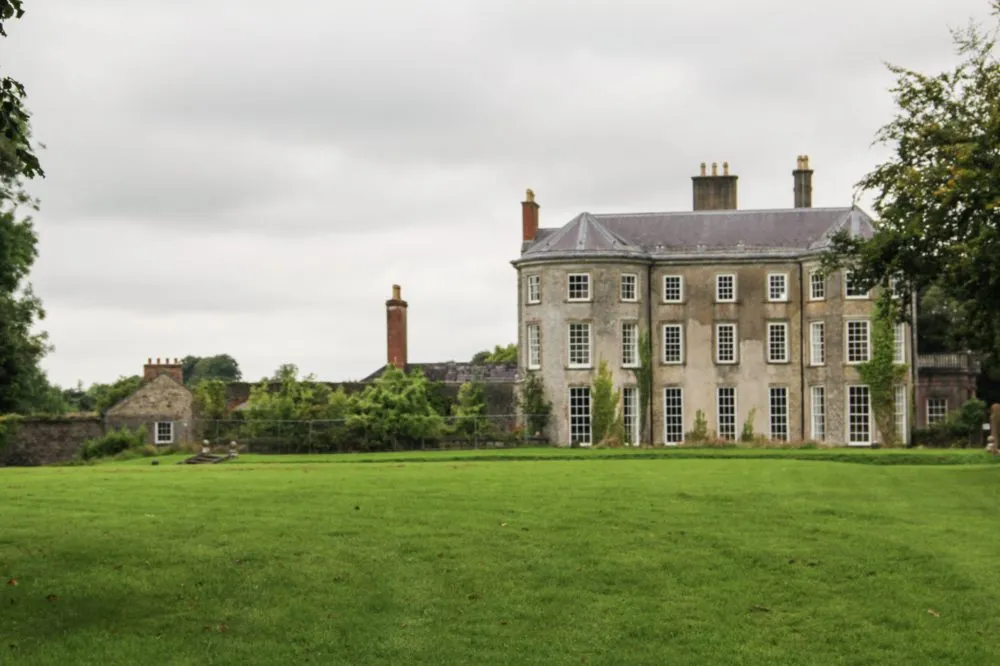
593, 206, 854, 219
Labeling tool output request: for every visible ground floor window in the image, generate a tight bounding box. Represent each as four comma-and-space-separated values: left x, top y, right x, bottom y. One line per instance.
622, 387, 638, 445
569, 387, 591, 446
769, 387, 788, 441
848, 385, 872, 444
894, 385, 908, 444
927, 397, 948, 426
717, 387, 736, 440
664, 387, 683, 444
155, 421, 174, 445
810, 385, 825, 441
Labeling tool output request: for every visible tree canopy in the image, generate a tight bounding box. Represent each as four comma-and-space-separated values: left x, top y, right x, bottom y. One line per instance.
825, 2, 1000, 354
181, 354, 242, 385
471, 344, 517, 364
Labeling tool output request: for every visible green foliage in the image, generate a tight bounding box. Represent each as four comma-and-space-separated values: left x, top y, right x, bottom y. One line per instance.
856, 294, 908, 447
740, 408, 757, 443
824, 4, 1000, 356
687, 410, 709, 443
347, 366, 445, 450
914, 398, 988, 448
91, 376, 143, 416
591, 360, 622, 446
182, 354, 242, 385
451, 381, 488, 443
80, 425, 148, 461
0, 413, 21, 452
192, 379, 228, 420
472, 344, 517, 364
629, 328, 652, 444
425, 380, 453, 417
518, 370, 552, 438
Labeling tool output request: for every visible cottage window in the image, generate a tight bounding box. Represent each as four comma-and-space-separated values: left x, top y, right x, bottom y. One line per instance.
155, 421, 174, 445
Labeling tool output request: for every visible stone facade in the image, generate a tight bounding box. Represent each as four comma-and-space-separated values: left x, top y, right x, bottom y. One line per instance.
0, 416, 104, 467
915, 353, 980, 427
513, 158, 915, 447
105, 372, 194, 445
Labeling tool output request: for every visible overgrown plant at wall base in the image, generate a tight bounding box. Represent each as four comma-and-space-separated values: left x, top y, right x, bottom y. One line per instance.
591, 360, 623, 446
741, 408, 756, 443
857, 293, 908, 447
452, 381, 489, 443
518, 371, 552, 439
687, 410, 709, 443
629, 328, 653, 444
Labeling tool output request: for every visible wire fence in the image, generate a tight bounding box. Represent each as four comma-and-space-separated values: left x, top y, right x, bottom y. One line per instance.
172, 414, 547, 454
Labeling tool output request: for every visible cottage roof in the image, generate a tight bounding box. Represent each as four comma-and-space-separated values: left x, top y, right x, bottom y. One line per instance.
516, 206, 874, 263
105, 373, 192, 419
360, 362, 518, 384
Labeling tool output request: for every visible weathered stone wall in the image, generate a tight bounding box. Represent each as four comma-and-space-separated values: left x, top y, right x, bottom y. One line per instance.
0, 416, 104, 467
915, 370, 977, 428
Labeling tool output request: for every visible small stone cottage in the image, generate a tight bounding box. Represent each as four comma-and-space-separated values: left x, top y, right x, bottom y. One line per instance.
105, 358, 193, 446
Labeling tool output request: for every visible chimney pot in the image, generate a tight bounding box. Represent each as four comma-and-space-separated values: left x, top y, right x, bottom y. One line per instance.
521, 189, 540, 242
699, 162, 706, 176
723, 161, 729, 176
386, 284, 408, 369
392, 284, 401, 300
793, 154, 814, 208
692, 161, 738, 211
711, 162, 718, 176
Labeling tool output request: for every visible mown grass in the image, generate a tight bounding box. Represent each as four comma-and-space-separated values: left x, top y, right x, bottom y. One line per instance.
2, 453, 999, 664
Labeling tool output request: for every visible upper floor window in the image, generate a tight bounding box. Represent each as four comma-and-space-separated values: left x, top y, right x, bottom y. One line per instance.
809, 270, 826, 300
527, 324, 541, 369
894, 322, 905, 363
526, 275, 541, 304
846, 319, 871, 363
663, 275, 684, 303
568, 323, 592, 368
768, 273, 788, 302
810, 321, 825, 366
716, 274, 736, 303
844, 270, 869, 299
662, 324, 684, 364
620, 274, 638, 302
715, 323, 737, 364
568, 274, 591, 301
767, 322, 789, 363
621, 322, 639, 368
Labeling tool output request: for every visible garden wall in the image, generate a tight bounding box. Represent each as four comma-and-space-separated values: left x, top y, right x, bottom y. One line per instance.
0, 415, 104, 467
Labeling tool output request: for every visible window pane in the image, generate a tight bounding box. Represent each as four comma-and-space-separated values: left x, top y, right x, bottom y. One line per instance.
847, 321, 870, 363
716, 324, 736, 363
569, 323, 591, 366
569, 387, 592, 445
663, 325, 683, 363
663, 276, 682, 302
622, 387, 637, 445
621, 322, 638, 367
927, 398, 948, 425
810, 386, 825, 441
768, 323, 787, 362
620, 274, 637, 301
716, 275, 735, 301
664, 388, 683, 443
769, 388, 788, 441
717, 387, 736, 441
810, 322, 825, 365
849, 386, 871, 443
810, 272, 825, 299
568, 274, 590, 300
527, 324, 541, 369
768, 274, 787, 301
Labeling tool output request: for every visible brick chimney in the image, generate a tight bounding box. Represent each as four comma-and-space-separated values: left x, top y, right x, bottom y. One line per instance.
793, 155, 813, 208
692, 161, 738, 211
143, 357, 184, 384
522, 188, 539, 241
386, 284, 408, 369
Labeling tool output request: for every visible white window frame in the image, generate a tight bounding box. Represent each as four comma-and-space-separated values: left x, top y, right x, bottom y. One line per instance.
663, 387, 684, 445
715, 323, 737, 364
526, 274, 541, 304
567, 273, 591, 302
715, 273, 737, 303
845, 319, 871, 365
568, 386, 592, 446
662, 324, 684, 365
810, 385, 825, 441
893, 322, 905, 364
567, 322, 592, 368
809, 270, 826, 301
622, 387, 638, 446
927, 398, 948, 426
621, 321, 639, 368
155, 421, 174, 445
809, 321, 825, 366
769, 387, 789, 441
767, 322, 789, 364
717, 387, 737, 441
844, 270, 870, 299
894, 385, 908, 445
847, 385, 873, 446
767, 273, 789, 302
663, 275, 684, 303
526, 324, 541, 370
620, 273, 638, 302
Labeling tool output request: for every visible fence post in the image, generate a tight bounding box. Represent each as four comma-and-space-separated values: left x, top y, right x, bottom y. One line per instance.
308, 420, 314, 454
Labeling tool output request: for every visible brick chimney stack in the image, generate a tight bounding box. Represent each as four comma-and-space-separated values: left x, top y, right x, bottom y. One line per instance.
793, 155, 813, 208
692, 161, 738, 211
143, 357, 183, 384
386, 284, 408, 369
522, 188, 539, 241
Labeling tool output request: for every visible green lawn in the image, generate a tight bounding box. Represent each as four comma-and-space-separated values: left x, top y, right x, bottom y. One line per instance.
1, 452, 999, 664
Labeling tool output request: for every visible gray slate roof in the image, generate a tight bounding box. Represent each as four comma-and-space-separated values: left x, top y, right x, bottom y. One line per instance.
360, 362, 518, 384
517, 207, 873, 262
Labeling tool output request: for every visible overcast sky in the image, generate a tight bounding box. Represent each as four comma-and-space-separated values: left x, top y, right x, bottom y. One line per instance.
6, 0, 995, 387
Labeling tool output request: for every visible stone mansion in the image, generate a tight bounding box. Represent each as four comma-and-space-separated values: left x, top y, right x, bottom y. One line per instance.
512, 157, 915, 446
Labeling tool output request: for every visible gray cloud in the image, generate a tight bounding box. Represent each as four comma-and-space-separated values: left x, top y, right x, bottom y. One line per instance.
4, 0, 994, 385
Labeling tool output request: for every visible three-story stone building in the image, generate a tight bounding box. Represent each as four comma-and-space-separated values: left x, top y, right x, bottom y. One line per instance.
513, 157, 913, 446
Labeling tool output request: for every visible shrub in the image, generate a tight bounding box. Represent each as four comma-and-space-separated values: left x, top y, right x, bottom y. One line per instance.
740, 408, 756, 442
687, 410, 709, 443
80, 426, 148, 461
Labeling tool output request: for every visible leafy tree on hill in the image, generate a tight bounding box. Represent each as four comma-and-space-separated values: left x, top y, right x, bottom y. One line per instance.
181, 354, 242, 385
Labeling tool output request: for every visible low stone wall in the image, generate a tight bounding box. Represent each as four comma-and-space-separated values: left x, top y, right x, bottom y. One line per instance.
0, 415, 104, 467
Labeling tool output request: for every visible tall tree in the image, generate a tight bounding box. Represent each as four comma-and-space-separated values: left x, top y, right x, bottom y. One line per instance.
825, 2, 1000, 354
0, 1, 48, 414
471, 344, 517, 364
182, 354, 242, 385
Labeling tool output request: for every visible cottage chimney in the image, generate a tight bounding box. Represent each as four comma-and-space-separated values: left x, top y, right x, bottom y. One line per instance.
143, 357, 184, 384
793, 155, 813, 208
692, 161, 738, 211
386, 284, 408, 369
522, 188, 540, 242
